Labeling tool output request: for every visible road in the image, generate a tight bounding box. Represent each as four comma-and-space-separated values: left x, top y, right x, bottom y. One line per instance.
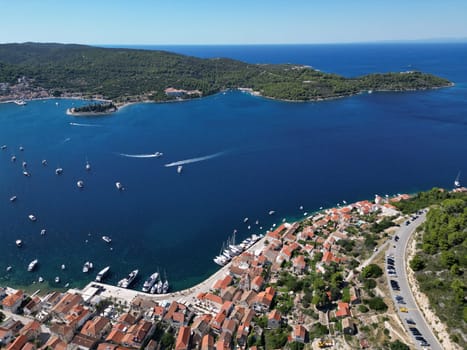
385, 212, 442, 350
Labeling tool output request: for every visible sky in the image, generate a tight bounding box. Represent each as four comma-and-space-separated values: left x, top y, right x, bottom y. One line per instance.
1, 0, 467, 45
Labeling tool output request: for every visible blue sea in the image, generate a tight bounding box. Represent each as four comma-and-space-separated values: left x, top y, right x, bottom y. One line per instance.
1, 44, 466, 292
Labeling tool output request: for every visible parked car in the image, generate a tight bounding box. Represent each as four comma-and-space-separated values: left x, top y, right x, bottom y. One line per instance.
399, 307, 408, 313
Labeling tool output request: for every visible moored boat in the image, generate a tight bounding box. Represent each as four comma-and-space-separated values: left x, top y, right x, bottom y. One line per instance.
55, 276, 60, 283
15, 239, 22, 247
28, 259, 38, 271
28, 214, 37, 221
115, 182, 124, 190
177, 165, 183, 174
85, 161, 91, 171
118, 269, 138, 288
82, 261, 93, 273
10, 195, 17, 202
77, 180, 84, 188
142, 272, 159, 292
55, 167, 63, 175
102, 236, 112, 243
96, 266, 110, 282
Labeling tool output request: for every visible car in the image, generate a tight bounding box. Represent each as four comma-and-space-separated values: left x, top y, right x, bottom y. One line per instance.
405, 318, 416, 325
397, 299, 406, 304
420, 341, 430, 347
395, 295, 403, 300
415, 336, 425, 341
394, 235, 399, 242
405, 220, 410, 226
399, 307, 408, 312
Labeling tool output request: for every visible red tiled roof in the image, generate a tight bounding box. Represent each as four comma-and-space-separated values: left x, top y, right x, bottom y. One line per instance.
175, 326, 190, 350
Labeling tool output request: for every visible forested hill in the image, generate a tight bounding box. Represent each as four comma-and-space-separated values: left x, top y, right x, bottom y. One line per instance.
0, 42, 452, 103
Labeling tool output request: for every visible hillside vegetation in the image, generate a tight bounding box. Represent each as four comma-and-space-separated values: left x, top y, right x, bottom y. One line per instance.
0, 43, 452, 104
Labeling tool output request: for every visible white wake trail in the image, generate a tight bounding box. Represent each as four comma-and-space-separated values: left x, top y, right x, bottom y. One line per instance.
164, 152, 225, 167
69, 122, 101, 127
119, 153, 162, 158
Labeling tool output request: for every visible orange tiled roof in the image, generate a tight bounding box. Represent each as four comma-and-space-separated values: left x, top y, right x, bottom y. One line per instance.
2, 290, 24, 308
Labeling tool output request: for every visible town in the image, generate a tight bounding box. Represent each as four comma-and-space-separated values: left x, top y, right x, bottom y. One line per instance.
0, 192, 458, 350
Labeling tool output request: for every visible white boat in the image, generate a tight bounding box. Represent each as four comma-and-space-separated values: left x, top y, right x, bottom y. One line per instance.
1, 145, 7, 150
14, 99, 27, 106
115, 182, 124, 190
162, 279, 169, 294
22, 161, 27, 168
454, 171, 461, 188
243, 217, 249, 223
61, 264, 66, 270
95, 266, 110, 282
153, 280, 163, 294
19, 146, 24, 151
6, 266, 12, 272
10, 195, 17, 202
77, 180, 84, 188
85, 161, 91, 171
102, 236, 112, 243
55, 167, 63, 175
142, 272, 159, 292
368, 89, 373, 94
42, 160, 47, 166
38, 277, 44, 283
299, 205, 303, 210
28, 214, 37, 222
55, 276, 60, 283
28, 259, 38, 271
82, 261, 93, 273
155, 152, 163, 157
118, 269, 138, 288
40, 229, 46, 235
177, 165, 183, 174
269, 210, 275, 215
11, 156, 16, 162
15, 239, 22, 247
23, 170, 30, 177
64, 283, 70, 288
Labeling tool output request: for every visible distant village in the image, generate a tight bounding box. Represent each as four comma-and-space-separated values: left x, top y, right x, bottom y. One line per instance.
1, 193, 421, 350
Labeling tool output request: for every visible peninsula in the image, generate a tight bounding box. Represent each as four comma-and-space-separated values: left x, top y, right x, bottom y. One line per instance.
0, 43, 452, 113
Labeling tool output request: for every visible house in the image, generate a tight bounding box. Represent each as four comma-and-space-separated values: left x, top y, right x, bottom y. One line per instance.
20, 320, 41, 340
51, 293, 83, 319
250, 276, 264, 292
210, 312, 226, 333
221, 318, 238, 335
215, 331, 232, 350
201, 334, 214, 350
50, 323, 74, 343
175, 326, 191, 350
64, 304, 92, 330
212, 275, 233, 291
191, 315, 211, 343
238, 290, 257, 308
349, 287, 361, 305
69, 334, 97, 350
81, 316, 111, 339
2, 290, 24, 313
23, 297, 41, 316
254, 286, 275, 312
39, 335, 67, 350
267, 310, 281, 329
292, 325, 307, 343
1, 319, 24, 336
292, 255, 306, 274
0, 327, 14, 346
335, 302, 351, 318
6, 334, 28, 350
342, 317, 356, 335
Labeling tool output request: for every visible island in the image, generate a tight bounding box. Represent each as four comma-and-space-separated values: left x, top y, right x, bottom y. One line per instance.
0, 43, 452, 114
66, 102, 117, 116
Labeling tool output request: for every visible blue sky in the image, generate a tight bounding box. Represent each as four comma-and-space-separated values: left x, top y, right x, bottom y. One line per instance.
1, 0, 466, 44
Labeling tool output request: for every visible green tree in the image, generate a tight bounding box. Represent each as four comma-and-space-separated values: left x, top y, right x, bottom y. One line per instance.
410, 254, 426, 271
389, 339, 410, 350
361, 264, 383, 278
367, 297, 388, 312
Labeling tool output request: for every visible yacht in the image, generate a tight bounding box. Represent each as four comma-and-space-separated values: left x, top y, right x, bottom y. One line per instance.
10, 195, 17, 202
77, 180, 84, 188
6, 266, 12, 272
454, 171, 461, 188
115, 182, 124, 190
162, 279, 169, 294
177, 165, 183, 174
268, 210, 275, 215
61, 264, 66, 270
82, 261, 93, 273
55, 167, 63, 175
11, 156, 16, 162
42, 160, 47, 166
23, 170, 31, 177
28, 259, 38, 271
142, 272, 159, 292
15, 239, 22, 247
118, 269, 138, 288
14, 99, 27, 106
95, 266, 110, 282
85, 161, 91, 171
243, 217, 249, 223
40, 229, 46, 235
28, 214, 37, 221
102, 236, 112, 243
152, 280, 163, 294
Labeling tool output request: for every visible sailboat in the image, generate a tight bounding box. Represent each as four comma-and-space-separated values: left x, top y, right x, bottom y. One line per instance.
454, 171, 461, 188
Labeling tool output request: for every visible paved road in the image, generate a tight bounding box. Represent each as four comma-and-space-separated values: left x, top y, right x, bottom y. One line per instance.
385, 212, 442, 350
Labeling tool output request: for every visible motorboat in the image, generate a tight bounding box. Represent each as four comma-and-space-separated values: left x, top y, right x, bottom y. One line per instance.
177, 165, 183, 174
1, 145, 6, 150
454, 171, 461, 188
42, 160, 47, 166
77, 180, 84, 188
142, 272, 159, 292
154, 152, 163, 157
28, 259, 38, 271
162, 279, 169, 294
115, 182, 124, 190
102, 236, 112, 243
61, 264, 66, 270
15, 239, 22, 247
55, 276, 60, 283
22, 161, 27, 168
118, 269, 138, 288
243, 217, 248, 223
95, 266, 110, 282
38, 277, 44, 283
55, 167, 63, 175
28, 214, 37, 221
40, 229, 46, 235
10, 195, 17, 202
85, 161, 91, 171
269, 210, 275, 215
82, 261, 93, 273
19, 146, 24, 151
11, 156, 16, 162
6, 266, 12, 272
23, 170, 30, 177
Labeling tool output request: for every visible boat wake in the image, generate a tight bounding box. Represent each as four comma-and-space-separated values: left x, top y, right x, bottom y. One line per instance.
164, 151, 226, 167
119, 153, 162, 158
69, 122, 101, 127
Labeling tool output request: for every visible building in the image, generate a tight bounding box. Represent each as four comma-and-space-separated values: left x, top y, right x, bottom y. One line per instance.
342, 317, 356, 335
175, 326, 191, 350
267, 310, 281, 329
2, 290, 24, 313
292, 325, 307, 343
